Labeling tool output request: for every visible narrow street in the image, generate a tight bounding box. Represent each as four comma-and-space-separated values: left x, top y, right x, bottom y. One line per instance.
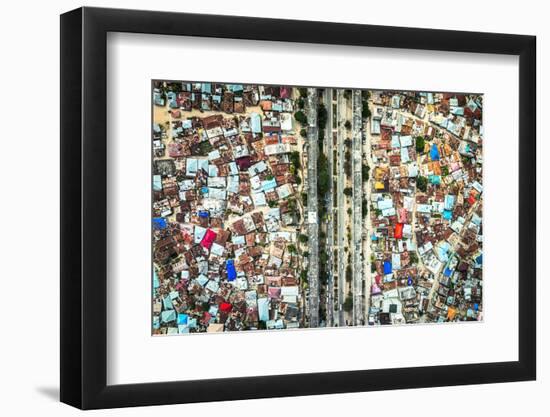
363, 99, 375, 324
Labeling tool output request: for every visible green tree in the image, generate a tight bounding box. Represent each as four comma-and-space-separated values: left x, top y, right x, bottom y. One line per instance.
362, 164, 370, 181
344, 120, 352, 130
294, 111, 307, 125
343, 295, 353, 312
415, 136, 426, 154
318, 104, 328, 129
298, 88, 308, 98
345, 265, 352, 282
287, 244, 297, 254
362, 105, 371, 119
317, 153, 330, 196
298, 234, 309, 244
416, 175, 428, 192
300, 128, 307, 138
343, 187, 353, 197
297, 98, 305, 109
362, 199, 368, 219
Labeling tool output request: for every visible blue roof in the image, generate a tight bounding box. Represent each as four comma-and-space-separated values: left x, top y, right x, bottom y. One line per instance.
261, 178, 277, 192
429, 175, 441, 185
227, 84, 243, 93
258, 298, 269, 321
430, 143, 440, 161
226, 259, 237, 281
383, 261, 392, 275
443, 209, 453, 220
177, 313, 188, 325
153, 217, 168, 230
250, 112, 262, 133
153, 269, 160, 289
444, 267, 453, 277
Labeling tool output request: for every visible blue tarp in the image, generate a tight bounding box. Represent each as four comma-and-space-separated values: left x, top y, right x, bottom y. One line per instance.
444, 267, 453, 277
383, 261, 392, 275
407, 277, 413, 286
198, 210, 209, 218
177, 313, 188, 326
430, 143, 440, 161
153, 217, 168, 230
476, 254, 483, 265
226, 260, 237, 281
443, 209, 453, 220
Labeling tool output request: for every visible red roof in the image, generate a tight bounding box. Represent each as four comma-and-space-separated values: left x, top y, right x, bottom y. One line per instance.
220, 302, 232, 313
200, 229, 217, 250
394, 223, 404, 239
236, 156, 252, 171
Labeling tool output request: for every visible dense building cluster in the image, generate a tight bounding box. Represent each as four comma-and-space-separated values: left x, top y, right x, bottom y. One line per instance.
152, 82, 308, 334
366, 91, 483, 325
151, 81, 484, 335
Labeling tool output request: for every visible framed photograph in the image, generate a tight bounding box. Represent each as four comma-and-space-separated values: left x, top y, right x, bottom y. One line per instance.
60, 6, 536, 410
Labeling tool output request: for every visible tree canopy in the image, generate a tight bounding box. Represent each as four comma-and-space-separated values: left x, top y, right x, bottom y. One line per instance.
416, 175, 428, 192
415, 136, 426, 154
294, 111, 307, 125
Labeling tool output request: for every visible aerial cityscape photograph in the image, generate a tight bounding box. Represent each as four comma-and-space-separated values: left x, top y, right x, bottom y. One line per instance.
152, 80, 484, 335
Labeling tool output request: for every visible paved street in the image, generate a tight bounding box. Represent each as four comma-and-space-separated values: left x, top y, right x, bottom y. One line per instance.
325, 88, 335, 327
306, 88, 320, 328
351, 90, 364, 326
336, 89, 346, 326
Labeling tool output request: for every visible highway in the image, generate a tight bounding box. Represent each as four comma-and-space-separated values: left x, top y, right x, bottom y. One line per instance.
306, 88, 320, 328
351, 90, 364, 326
325, 88, 335, 327
336, 89, 346, 326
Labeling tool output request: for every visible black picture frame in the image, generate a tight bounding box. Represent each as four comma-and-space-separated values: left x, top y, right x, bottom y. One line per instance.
60, 6, 536, 410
